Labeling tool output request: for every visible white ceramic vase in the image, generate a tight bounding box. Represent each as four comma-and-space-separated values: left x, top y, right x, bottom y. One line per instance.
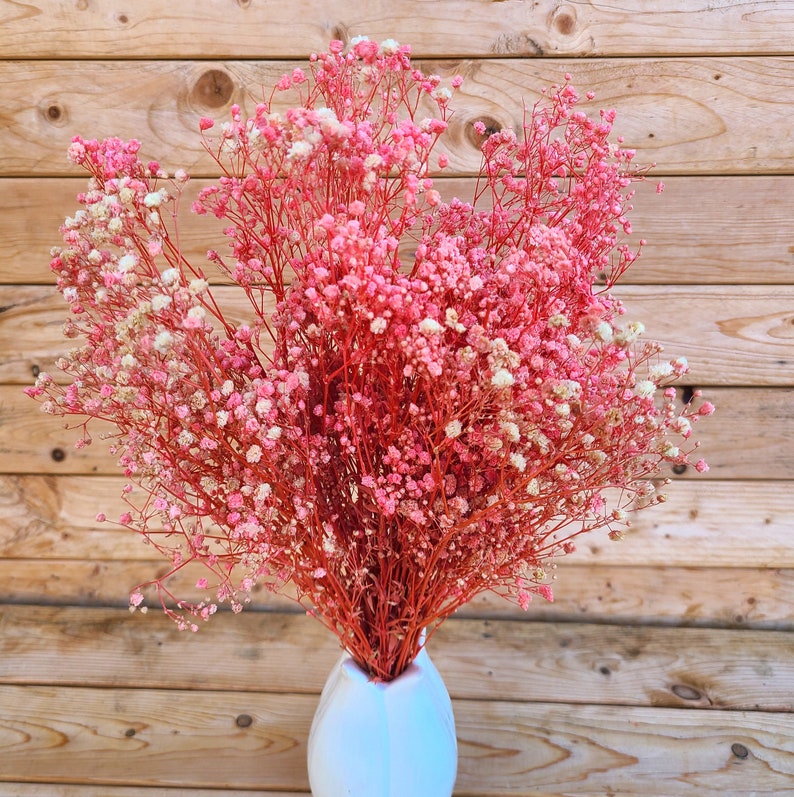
307, 645, 457, 796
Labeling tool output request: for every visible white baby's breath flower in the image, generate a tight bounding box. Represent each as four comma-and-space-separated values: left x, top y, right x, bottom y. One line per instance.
186, 306, 206, 321
491, 368, 515, 388
444, 308, 466, 332
188, 278, 209, 295
153, 330, 174, 354
615, 320, 645, 346
287, 140, 314, 160
510, 452, 527, 472
648, 362, 674, 380
379, 38, 400, 54
370, 317, 387, 334
151, 294, 172, 311
500, 421, 520, 442
144, 191, 164, 208
672, 417, 692, 436
661, 442, 680, 458
316, 107, 339, 123
118, 254, 137, 272
89, 202, 110, 221
634, 380, 656, 398
444, 419, 462, 439
419, 317, 443, 335
595, 321, 614, 343
246, 444, 263, 464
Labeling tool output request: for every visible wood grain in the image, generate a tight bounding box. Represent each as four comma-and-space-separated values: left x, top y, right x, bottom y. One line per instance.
4, 175, 794, 286
5, 385, 791, 478
2, 6, 793, 797
614, 285, 794, 387
0, 560, 787, 630
0, 682, 791, 794
3, 283, 793, 386
2, 58, 794, 177
1, 606, 792, 712
1, 475, 792, 568
0, 555, 791, 633
0, 788, 304, 797
3, 1, 794, 59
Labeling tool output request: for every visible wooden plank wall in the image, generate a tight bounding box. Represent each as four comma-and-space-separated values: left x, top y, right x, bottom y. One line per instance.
1, 2, 793, 795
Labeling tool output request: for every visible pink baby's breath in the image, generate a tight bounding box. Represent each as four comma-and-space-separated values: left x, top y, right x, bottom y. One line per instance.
29, 41, 710, 681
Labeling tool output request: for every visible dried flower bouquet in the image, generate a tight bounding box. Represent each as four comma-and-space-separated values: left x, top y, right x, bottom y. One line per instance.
27, 39, 712, 680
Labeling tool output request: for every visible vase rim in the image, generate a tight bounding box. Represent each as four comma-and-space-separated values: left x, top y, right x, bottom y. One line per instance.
341, 645, 432, 686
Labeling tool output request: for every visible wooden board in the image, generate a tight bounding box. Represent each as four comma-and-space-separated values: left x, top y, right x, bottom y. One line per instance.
3, 58, 794, 177
0, 789, 304, 797
0, 560, 788, 630
3, 1, 794, 59
0, 681, 792, 794
1, 5, 793, 797
2, 475, 792, 569
4, 386, 790, 478
2, 606, 793, 712
4, 175, 794, 286
3, 283, 793, 386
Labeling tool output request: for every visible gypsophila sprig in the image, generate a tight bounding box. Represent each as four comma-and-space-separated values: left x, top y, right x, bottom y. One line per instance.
26, 39, 712, 680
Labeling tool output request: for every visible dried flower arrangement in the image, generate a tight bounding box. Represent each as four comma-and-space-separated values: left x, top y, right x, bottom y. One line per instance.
27, 39, 712, 680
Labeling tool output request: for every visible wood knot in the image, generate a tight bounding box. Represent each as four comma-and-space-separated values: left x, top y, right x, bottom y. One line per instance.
550, 5, 578, 36
41, 101, 68, 127
671, 683, 702, 701
50, 447, 66, 463
731, 742, 749, 759
116, 12, 130, 25
555, 13, 575, 35
330, 24, 349, 47
193, 69, 235, 109
235, 713, 253, 728
466, 116, 502, 149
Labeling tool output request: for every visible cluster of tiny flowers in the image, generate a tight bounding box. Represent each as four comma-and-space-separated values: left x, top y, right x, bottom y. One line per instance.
27, 40, 712, 679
